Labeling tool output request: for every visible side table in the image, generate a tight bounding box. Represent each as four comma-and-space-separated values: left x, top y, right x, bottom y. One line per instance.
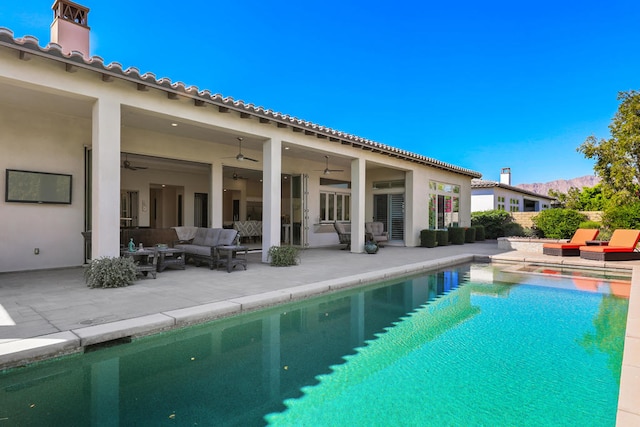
216, 245, 248, 273
121, 248, 156, 279
585, 240, 609, 246
155, 247, 186, 273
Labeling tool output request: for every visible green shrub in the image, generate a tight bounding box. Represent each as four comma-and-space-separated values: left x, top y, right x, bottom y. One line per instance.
578, 220, 601, 230
464, 227, 476, 243
448, 227, 465, 245
267, 245, 300, 266
435, 229, 449, 246
503, 222, 526, 237
601, 202, 640, 231
472, 225, 485, 241
85, 256, 137, 288
532, 209, 587, 239
471, 210, 515, 239
420, 229, 437, 248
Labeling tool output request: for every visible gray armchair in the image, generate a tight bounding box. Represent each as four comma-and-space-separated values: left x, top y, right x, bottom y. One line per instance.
333, 222, 351, 250
365, 222, 388, 247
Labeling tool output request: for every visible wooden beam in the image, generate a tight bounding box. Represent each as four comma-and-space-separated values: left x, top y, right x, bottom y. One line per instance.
194, 99, 205, 107
240, 112, 251, 119
259, 118, 270, 124
136, 83, 149, 91
317, 134, 327, 139
18, 51, 32, 61
277, 122, 288, 128
304, 130, 314, 136
329, 137, 340, 142
101, 74, 114, 82
218, 106, 230, 113
167, 92, 178, 100
292, 127, 303, 133
65, 63, 78, 73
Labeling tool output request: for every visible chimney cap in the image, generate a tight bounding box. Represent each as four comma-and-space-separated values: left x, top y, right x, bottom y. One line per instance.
52, 0, 90, 28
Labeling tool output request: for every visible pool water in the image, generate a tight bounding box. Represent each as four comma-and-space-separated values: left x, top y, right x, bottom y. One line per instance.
0, 263, 629, 426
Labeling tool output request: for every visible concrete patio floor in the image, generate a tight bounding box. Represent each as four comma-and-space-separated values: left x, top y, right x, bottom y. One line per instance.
0, 241, 638, 425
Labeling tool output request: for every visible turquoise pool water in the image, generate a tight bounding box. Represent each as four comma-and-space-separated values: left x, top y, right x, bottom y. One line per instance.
0, 263, 629, 426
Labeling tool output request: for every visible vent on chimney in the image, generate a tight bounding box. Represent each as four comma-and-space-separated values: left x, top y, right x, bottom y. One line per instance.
50, 0, 90, 57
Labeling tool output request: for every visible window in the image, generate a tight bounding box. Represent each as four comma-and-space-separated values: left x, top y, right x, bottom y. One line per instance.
320, 178, 351, 223
428, 181, 460, 228
320, 191, 350, 222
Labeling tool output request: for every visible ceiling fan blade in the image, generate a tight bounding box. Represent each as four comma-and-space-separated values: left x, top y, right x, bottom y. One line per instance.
230, 137, 259, 162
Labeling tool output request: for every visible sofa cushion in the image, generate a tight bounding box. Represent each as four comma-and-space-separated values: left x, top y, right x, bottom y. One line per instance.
175, 244, 212, 256
192, 228, 209, 246
218, 229, 238, 246
202, 228, 222, 247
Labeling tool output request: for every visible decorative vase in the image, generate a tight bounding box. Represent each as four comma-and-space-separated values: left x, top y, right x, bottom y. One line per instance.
364, 242, 378, 254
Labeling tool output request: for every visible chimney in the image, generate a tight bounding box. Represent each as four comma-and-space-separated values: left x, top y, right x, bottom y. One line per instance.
500, 167, 511, 185
50, 0, 90, 57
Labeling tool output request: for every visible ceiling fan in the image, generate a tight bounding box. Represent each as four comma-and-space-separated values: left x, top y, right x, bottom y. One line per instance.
225, 137, 258, 162
316, 155, 344, 175
122, 154, 148, 171
232, 171, 248, 180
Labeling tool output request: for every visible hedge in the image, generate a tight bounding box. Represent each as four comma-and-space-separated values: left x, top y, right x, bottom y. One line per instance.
420, 229, 437, 248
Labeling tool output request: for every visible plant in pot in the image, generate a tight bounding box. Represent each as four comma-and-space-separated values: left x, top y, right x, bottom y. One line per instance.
85, 256, 138, 288
267, 245, 300, 266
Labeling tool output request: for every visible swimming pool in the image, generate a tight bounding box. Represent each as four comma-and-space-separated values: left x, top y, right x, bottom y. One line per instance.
0, 263, 629, 426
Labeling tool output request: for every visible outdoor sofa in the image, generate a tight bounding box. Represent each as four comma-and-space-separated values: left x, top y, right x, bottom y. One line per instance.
173, 227, 239, 269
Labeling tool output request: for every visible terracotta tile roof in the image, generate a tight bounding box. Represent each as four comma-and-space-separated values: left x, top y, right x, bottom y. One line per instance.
471, 179, 555, 200
0, 27, 482, 178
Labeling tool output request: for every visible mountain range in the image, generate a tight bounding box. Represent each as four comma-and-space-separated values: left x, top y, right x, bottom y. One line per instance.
516, 175, 601, 196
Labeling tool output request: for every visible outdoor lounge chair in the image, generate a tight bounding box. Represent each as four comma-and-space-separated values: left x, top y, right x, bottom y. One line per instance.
333, 221, 351, 250
365, 221, 389, 247
542, 228, 600, 256
579, 229, 640, 261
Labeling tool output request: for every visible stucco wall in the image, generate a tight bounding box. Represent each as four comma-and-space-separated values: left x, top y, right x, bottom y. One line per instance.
0, 105, 89, 271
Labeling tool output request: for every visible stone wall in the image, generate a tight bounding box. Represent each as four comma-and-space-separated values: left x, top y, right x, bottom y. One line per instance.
511, 211, 603, 229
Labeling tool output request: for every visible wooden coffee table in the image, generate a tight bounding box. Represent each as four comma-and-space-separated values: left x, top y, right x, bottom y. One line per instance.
120, 248, 156, 279
154, 247, 186, 273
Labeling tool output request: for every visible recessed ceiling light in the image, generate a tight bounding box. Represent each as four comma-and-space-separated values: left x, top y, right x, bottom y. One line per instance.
284, 146, 290, 150
171, 123, 178, 127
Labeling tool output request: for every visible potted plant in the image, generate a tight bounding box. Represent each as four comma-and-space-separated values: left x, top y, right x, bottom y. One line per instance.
85, 256, 138, 288
267, 245, 300, 266
364, 238, 379, 254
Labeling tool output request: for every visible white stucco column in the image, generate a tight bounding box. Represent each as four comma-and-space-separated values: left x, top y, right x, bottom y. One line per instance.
210, 163, 223, 227
351, 158, 366, 253
404, 170, 418, 246
262, 138, 282, 262
92, 97, 121, 258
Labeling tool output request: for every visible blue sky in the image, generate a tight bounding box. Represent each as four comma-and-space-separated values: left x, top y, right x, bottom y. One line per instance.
2, 1, 639, 185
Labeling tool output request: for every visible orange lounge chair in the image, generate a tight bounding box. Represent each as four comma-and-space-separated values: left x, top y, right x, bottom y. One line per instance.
579, 229, 640, 261
542, 229, 600, 256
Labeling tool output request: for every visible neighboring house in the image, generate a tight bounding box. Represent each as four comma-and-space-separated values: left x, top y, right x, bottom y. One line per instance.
471, 168, 555, 213
0, 1, 482, 272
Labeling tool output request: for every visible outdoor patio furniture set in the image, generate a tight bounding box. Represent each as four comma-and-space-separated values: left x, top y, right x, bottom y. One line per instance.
333, 221, 389, 250
118, 226, 248, 277
542, 228, 640, 261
